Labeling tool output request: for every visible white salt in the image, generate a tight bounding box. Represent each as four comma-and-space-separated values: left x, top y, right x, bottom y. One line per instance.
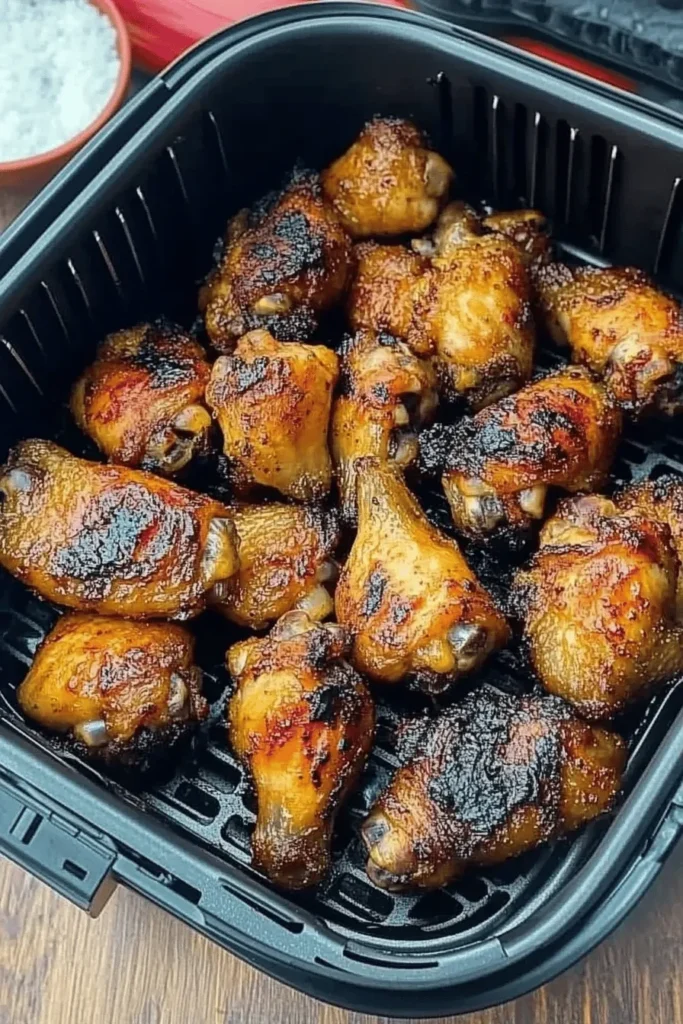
0, 0, 121, 162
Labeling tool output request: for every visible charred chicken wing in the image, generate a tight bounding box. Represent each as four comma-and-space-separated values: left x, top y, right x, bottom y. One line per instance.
0, 440, 239, 618
511, 494, 683, 718
322, 117, 453, 238
70, 320, 212, 475
362, 687, 625, 890
331, 329, 438, 523
217, 503, 340, 630
228, 611, 375, 889
206, 330, 339, 500
200, 171, 353, 351
335, 458, 510, 693
18, 614, 208, 766
535, 263, 683, 416
422, 366, 621, 540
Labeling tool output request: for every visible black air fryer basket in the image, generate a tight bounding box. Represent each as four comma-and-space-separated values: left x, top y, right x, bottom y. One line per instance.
2, 4, 683, 1017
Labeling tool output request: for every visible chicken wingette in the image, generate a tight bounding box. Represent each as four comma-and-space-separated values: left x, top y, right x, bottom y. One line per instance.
413, 202, 551, 268
206, 330, 339, 501
322, 117, 453, 238
335, 458, 510, 694
217, 503, 340, 630
0, 440, 239, 618
70, 320, 212, 475
18, 614, 208, 766
511, 494, 683, 719
199, 171, 353, 352
362, 687, 625, 890
535, 263, 683, 416
228, 611, 375, 889
421, 366, 621, 540
331, 329, 438, 523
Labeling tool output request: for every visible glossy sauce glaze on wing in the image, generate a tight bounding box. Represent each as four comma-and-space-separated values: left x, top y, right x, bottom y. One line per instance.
228, 612, 375, 889
617, 475, 683, 613
0, 440, 239, 618
18, 614, 208, 766
71, 320, 212, 475
362, 688, 625, 890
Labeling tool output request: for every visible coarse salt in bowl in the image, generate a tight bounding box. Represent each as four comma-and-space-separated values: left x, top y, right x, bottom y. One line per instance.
0, 0, 131, 187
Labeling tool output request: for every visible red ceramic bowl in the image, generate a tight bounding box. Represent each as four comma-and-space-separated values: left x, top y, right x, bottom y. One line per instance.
0, 0, 132, 188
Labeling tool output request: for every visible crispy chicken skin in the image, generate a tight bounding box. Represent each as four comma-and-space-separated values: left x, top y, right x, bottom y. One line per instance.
362, 688, 625, 890
535, 263, 683, 416
348, 228, 535, 409
334, 459, 510, 694
482, 209, 552, 267
322, 117, 453, 238
422, 366, 621, 539
511, 494, 683, 719
0, 440, 239, 619
199, 172, 352, 351
70, 320, 212, 476
205, 330, 339, 500
18, 614, 207, 765
414, 202, 551, 268
617, 475, 683, 614
217, 504, 340, 630
228, 611, 375, 889
331, 329, 438, 523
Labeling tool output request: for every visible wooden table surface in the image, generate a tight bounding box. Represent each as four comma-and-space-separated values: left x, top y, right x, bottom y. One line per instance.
2, 186, 682, 1024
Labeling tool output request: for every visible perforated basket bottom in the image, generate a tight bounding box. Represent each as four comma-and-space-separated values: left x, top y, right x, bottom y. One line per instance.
1, 326, 682, 949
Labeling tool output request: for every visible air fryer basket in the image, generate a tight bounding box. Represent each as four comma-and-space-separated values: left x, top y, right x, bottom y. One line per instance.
2, 5, 683, 1017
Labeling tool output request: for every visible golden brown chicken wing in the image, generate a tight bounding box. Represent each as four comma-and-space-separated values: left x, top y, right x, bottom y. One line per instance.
617, 475, 683, 613
205, 330, 339, 501
348, 230, 535, 408
482, 208, 551, 267
413, 202, 550, 268
228, 611, 374, 889
217, 503, 340, 630
18, 614, 208, 766
422, 366, 621, 540
334, 458, 510, 694
322, 117, 453, 238
511, 494, 683, 719
331, 329, 438, 523
199, 171, 353, 352
70, 320, 212, 476
535, 263, 683, 416
0, 440, 239, 619
362, 687, 625, 890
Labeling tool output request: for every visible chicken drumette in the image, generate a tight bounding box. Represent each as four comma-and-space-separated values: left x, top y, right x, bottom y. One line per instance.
228, 611, 374, 889
511, 493, 683, 718
199, 171, 353, 351
335, 459, 510, 694
362, 687, 625, 890
413, 201, 551, 268
0, 440, 239, 618
421, 366, 621, 540
535, 263, 683, 416
617, 474, 683, 613
217, 503, 340, 630
331, 329, 438, 523
71, 320, 212, 476
205, 329, 339, 501
322, 117, 453, 238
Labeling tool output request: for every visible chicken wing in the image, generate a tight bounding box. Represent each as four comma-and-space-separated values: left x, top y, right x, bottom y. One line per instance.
422, 366, 621, 540
70, 320, 212, 476
217, 503, 340, 630
535, 263, 683, 416
413, 202, 551, 268
322, 117, 453, 238
617, 475, 683, 614
334, 458, 510, 694
205, 330, 339, 500
362, 687, 625, 890
482, 208, 552, 267
18, 614, 207, 766
331, 329, 438, 523
228, 611, 374, 889
348, 230, 535, 408
0, 440, 239, 618
199, 171, 352, 352
511, 494, 683, 718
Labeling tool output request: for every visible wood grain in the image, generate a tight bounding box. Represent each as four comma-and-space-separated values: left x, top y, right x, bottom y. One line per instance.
0, 843, 681, 1024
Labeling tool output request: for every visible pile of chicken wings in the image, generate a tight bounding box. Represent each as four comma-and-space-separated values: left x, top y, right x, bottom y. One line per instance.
6, 116, 683, 893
